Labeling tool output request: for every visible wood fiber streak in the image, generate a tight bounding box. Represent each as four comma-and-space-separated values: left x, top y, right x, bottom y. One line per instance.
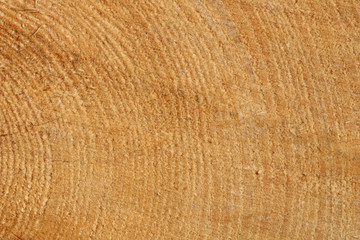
0, 0, 359, 239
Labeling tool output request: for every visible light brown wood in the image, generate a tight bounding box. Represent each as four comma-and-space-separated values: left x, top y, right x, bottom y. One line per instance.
0, 0, 359, 239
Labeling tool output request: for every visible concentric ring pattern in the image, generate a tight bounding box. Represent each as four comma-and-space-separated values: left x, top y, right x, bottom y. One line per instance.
0, 0, 359, 239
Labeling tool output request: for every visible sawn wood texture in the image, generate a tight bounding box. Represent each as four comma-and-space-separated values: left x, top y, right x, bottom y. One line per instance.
0, 0, 359, 239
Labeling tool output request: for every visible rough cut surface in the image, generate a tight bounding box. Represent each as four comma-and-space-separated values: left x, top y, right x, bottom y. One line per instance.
0, 0, 359, 239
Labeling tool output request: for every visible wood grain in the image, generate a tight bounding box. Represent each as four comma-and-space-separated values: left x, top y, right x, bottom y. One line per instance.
0, 0, 359, 239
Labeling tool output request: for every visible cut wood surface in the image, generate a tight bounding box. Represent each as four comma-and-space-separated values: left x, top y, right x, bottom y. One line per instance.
0, 0, 359, 239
